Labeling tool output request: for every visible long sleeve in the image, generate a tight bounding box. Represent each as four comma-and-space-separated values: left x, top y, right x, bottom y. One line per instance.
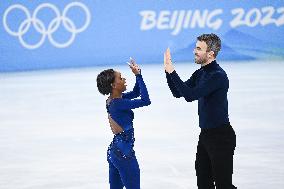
166, 70, 197, 98
114, 74, 151, 110
122, 74, 140, 99
166, 72, 182, 98
169, 70, 227, 102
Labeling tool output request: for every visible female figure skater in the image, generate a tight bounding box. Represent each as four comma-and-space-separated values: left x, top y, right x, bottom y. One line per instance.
96, 58, 151, 189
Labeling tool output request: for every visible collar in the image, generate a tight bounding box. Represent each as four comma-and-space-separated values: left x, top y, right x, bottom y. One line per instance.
201, 60, 217, 70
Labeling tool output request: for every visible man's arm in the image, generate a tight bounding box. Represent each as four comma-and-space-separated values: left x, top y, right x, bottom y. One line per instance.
166, 71, 197, 98
164, 48, 182, 97
164, 48, 197, 98
170, 71, 227, 102
166, 71, 182, 98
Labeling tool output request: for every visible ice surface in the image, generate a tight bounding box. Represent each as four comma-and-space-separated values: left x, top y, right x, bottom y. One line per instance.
0, 61, 283, 188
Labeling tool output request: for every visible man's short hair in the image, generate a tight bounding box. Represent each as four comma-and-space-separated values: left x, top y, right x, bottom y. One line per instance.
197, 33, 221, 58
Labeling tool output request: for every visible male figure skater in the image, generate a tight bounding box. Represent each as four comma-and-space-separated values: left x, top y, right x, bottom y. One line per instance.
164, 33, 237, 189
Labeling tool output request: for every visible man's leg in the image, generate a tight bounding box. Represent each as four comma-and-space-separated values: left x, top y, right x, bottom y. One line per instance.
211, 150, 236, 189
195, 134, 215, 189
207, 126, 237, 189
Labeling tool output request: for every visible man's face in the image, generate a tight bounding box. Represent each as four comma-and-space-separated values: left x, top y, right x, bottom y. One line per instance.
193, 40, 209, 65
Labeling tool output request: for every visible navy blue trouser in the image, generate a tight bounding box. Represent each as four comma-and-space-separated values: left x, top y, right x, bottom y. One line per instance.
107, 129, 140, 189
195, 124, 237, 189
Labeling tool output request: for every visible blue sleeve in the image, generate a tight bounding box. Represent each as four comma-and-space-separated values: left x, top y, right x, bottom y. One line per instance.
169, 70, 227, 102
166, 70, 197, 98
122, 75, 140, 99
115, 74, 151, 110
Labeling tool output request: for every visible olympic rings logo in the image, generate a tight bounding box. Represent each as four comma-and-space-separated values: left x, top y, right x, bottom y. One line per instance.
3, 2, 91, 49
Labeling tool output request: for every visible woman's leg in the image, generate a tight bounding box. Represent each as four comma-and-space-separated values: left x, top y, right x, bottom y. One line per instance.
118, 156, 140, 189
110, 150, 140, 189
108, 159, 124, 189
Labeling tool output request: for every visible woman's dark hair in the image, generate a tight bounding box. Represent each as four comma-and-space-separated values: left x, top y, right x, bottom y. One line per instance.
96, 69, 115, 95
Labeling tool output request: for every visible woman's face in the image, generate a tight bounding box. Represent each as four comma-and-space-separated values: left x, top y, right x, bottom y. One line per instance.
113, 71, 127, 92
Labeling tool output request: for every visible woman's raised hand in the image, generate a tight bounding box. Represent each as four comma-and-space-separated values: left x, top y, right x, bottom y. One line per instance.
127, 57, 141, 75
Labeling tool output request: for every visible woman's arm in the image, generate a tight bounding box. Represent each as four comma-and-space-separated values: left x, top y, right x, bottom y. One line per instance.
115, 74, 151, 110
122, 57, 142, 99
122, 75, 140, 99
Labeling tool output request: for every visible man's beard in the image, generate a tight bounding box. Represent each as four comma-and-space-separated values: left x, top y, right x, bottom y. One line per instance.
194, 55, 208, 64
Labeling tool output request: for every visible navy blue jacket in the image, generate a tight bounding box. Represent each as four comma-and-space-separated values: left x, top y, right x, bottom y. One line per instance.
166, 60, 230, 129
